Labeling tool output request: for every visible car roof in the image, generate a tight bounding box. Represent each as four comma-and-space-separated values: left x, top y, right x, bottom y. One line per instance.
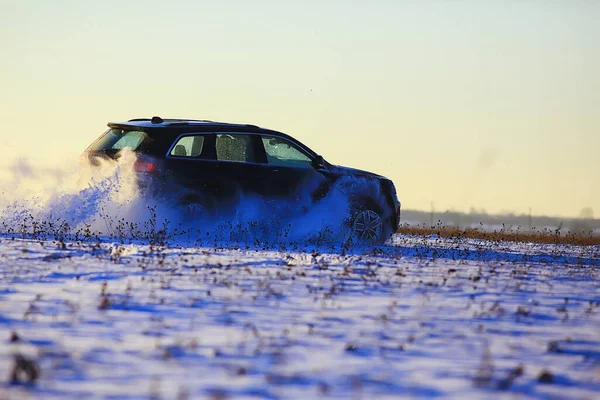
110, 117, 261, 129
106, 116, 318, 157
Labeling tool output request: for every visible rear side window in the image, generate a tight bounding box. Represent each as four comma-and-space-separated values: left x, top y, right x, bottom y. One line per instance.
170, 135, 205, 157
216, 134, 256, 163
88, 129, 147, 151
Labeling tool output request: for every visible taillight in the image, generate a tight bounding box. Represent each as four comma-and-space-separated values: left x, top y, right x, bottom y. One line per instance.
134, 161, 156, 173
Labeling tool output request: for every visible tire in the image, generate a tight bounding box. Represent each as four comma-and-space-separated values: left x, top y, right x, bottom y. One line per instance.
349, 199, 393, 245
184, 202, 209, 218
177, 194, 212, 220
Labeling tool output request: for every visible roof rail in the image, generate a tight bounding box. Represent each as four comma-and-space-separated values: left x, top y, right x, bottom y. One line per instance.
169, 118, 214, 123
126, 118, 216, 124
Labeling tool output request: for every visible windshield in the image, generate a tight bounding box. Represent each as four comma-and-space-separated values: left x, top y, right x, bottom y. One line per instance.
87, 128, 148, 152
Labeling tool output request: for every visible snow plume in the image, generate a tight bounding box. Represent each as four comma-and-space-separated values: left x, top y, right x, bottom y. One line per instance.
0, 151, 388, 248
0, 149, 142, 238
167, 174, 389, 248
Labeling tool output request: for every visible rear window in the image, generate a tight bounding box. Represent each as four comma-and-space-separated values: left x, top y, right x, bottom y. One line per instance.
88, 129, 147, 152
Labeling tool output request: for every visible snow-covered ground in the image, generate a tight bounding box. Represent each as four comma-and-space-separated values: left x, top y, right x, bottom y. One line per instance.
1, 233, 599, 399
1, 157, 599, 399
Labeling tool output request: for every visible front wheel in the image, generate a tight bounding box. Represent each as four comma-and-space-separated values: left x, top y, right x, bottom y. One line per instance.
352, 209, 384, 242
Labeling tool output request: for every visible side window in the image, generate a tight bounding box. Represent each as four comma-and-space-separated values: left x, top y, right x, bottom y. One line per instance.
261, 137, 312, 167
216, 134, 255, 162
170, 135, 205, 157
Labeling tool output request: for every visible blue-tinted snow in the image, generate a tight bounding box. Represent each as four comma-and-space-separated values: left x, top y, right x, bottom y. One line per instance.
0, 235, 599, 399
1, 154, 599, 399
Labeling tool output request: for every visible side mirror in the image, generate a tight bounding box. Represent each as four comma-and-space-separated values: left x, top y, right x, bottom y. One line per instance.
313, 155, 325, 170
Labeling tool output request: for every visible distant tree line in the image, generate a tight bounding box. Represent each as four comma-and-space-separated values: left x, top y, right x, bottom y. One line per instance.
401, 208, 600, 234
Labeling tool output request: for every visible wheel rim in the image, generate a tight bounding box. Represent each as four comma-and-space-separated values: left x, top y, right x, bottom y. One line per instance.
352, 210, 383, 241
185, 203, 208, 218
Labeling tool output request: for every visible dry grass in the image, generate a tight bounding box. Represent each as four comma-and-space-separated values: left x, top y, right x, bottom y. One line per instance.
397, 224, 600, 246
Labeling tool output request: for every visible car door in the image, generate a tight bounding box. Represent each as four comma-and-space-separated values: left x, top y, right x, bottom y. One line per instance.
161, 133, 221, 204
260, 135, 330, 203
213, 132, 270, 206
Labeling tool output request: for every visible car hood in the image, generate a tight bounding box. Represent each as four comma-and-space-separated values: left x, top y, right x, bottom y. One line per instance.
331, 164, 385, 180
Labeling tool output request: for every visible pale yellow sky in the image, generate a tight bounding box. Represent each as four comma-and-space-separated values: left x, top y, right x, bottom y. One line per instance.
1, 0, 598, 218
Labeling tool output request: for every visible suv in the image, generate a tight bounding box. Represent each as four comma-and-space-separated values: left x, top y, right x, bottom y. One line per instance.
83, 116, 401, 243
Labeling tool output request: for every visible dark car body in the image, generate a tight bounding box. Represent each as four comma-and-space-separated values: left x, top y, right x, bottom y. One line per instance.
83, 117, 401, 243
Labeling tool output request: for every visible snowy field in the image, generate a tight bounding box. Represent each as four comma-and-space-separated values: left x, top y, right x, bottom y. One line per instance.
0, 157, 599, 399
1, 233, 599, 399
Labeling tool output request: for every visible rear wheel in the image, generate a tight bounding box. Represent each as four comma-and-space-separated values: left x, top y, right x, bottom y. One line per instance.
184, 202, 208, 218
177, 194, 213, 220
